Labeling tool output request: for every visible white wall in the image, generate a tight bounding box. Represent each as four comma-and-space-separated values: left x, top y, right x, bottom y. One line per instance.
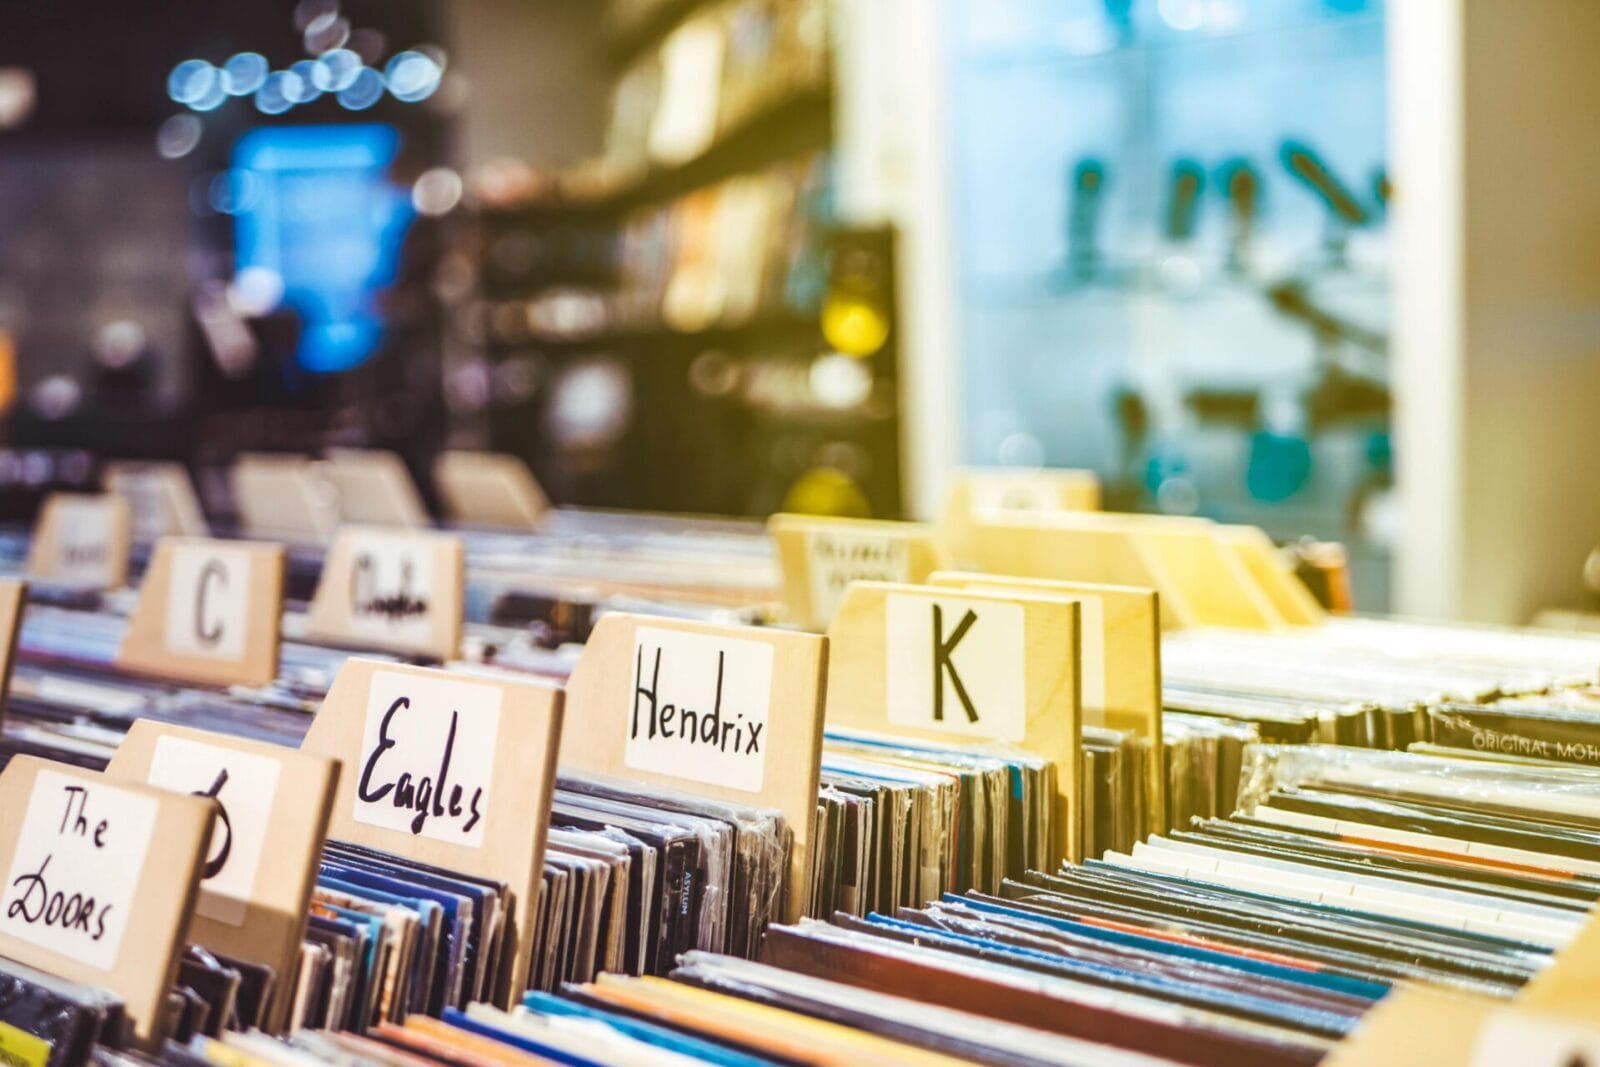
833, 0, 960, 520
1393, 0, 1600, 623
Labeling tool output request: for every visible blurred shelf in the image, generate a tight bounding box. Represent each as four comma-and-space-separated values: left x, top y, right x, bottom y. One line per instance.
602, 0, 712, 69
488, 307, 822, 353
480, 83, 833, 221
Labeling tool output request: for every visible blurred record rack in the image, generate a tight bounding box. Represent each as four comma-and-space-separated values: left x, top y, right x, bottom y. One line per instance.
448, 0, 903, 519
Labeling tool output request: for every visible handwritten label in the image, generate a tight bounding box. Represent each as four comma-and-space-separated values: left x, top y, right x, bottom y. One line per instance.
1471, 1009, 1600, 1067
145, 735, 280, 927
885, 593, 1026, 742
162, 545, 251, 662
48, 498, 116, 587
805, 531, 910, 625
354, 670, 500, 847
345, 533, 435, 646
626, 627, 774, 793
0, 769, 157, 971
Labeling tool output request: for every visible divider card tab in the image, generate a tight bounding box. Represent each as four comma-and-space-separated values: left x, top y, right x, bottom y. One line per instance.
1321, 986, 1600, 1067
1518, 901, 1600, 1019
929, 572, 1164, 837
322, 448, 431, 528
824, 582, 1084, 864
306, 526, 465, 661
1217, 524, 1326, 626
949, 467, 1102, 516
433, 450, 549, 530
300, 659, 563, 1007
24, 493, 131, 590
106, 720, 338, 1033
768, 514, 943, 630
230, 453, 341, 543
561, 613, 827, 923
0, 579, 25, 722
115, 537, 285, 688
0, 757, 214, 1047
103, 461, 209, 541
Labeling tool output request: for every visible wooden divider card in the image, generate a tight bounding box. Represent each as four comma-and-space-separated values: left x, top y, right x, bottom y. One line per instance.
948, 510, 1293, 630
115, 537, 285, 688
0, 579, 25, 719
950, 468, 1102, 516
106, 720, 337, 1033
0, 757, 214, 1046
824, 582, 1084, 863
300, 659, 563, 1007
306, 527, 465, 661
24, 493, 130, 590
323, 448, 431, 528
561, 613, 828, 923
103, 460, 209, 541
230, 453, 341, 543
1218, 524, 1325, 626
929, 571, 1164, 836
433, 450, 549, 530
768, 514, 942, 630
1323, 985, 1600, 1067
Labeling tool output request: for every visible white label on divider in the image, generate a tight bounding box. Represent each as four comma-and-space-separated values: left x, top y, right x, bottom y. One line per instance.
346, 533, 435, 647
1471, 1009, 1600, 1067
146, 736, 281, 927
885, 594, 1026, 742
163, 545, 252, 661
804, 531, 910, 625
51, 499, 115, 586
0, 769, 158, 971
970, 477, 1055, 515
626, 627, 774, 793
353, 670, 501, 847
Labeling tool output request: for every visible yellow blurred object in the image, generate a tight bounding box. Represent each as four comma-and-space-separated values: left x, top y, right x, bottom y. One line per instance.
0, 330, 15, 415
820, 291, 890, 357
781, 466, 871, 517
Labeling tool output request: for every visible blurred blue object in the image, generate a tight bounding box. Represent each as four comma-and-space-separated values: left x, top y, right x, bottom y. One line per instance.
231, 124, 413, 373
1246, 431, 1312, 502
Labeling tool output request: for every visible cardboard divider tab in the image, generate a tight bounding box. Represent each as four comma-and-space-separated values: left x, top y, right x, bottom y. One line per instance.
1131, 516, 1284, 629
940, 467, 1100, 566
106, 720, 338, 1033
1218, 524, 1325, 626
768, 513, 944, 630
929, 571, 1164, 837
231, 453, 341, 543
300, 658, 563, 1006
1326, 985, 1600, 1067
306, 526, 465, 661
0, 579, 26, 723
433, 450, 549, 530
25, 492, 131, 590
560, 613, 828, 923
947, 510, 1295, 630
0, 756, 215, 1047
947, 512, 1189, 627
824, 581, 1084, 863
323, 448, 431, 528
103, 460, 209, 541
116, 537, 286, 688
1517, 900, 1600, 1018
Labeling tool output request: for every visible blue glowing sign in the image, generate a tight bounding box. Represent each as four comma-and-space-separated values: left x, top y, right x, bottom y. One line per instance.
231, 124, 414, 373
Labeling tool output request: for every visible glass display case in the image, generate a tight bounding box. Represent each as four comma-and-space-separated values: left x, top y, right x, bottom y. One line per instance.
944, 0, 1390, 602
